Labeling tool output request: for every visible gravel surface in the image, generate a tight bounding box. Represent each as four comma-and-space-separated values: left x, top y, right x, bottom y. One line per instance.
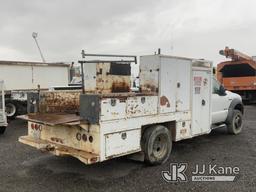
0, 105, 255, 192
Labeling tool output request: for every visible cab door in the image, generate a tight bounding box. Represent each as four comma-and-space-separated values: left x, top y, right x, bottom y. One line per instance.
211, 77, 230, 124
192, 70, 211, 136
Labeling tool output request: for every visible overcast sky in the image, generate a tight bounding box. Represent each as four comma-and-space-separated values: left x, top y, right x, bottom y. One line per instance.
0, 0, 256, 67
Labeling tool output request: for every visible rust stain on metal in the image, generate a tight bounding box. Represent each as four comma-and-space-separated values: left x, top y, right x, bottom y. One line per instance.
27, 113, 80, 125
141, 84, 158, 93
99, 92, 156, 98
128, 103, 142, 115
126, 96, 157, 117
111, 81, 130, 93
39, 91, 81, 113
180, 129, 187, 135
90, 157, 98, 163
95, 63, 131, 94
50, 137, 63, 144
160, 96, 170, 107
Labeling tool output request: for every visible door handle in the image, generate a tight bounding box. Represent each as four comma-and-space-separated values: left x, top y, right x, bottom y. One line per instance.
202, 99, 206, 106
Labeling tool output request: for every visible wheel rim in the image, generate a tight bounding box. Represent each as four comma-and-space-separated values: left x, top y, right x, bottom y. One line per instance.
234, 114, 242, 130
152, 134, 168, 159
5, 103, 16, 117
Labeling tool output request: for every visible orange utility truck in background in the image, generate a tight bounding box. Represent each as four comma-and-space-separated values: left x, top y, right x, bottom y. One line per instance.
217, 47, 256, 103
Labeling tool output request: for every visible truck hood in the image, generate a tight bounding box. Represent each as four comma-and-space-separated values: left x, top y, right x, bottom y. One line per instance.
226, 90, 242, 101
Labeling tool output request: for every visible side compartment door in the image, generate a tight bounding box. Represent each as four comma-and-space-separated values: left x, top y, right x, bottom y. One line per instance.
192, 70, 211, 135
175, 59, 191, 111
159, 57, 177, 113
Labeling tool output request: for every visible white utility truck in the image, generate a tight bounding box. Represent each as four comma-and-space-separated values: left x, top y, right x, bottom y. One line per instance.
0, 60, 71, 118
19, 53, 243, 165
0, 81, 8, 134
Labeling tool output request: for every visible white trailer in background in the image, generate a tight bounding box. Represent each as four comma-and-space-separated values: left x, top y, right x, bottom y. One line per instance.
0, 60, 70, 118
0, 80, 7, 134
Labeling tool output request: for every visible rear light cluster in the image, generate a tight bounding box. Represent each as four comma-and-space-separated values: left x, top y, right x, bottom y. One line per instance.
31, 123, 42, 131
76, 133, 93, 143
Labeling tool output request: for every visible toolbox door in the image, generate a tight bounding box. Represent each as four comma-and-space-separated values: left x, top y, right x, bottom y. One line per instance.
105, 129, 141, 158
192, 70, 211, 135
159, 57, 177, 113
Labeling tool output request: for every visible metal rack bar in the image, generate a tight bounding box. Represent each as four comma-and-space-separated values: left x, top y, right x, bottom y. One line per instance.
79, 50, 137, 93
81, 50, 137, 64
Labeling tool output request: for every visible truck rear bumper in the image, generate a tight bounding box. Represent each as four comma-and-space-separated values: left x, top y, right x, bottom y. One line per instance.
19, 136, 100, 165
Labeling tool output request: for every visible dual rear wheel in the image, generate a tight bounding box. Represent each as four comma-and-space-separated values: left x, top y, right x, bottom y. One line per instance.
142, 125, 172, 165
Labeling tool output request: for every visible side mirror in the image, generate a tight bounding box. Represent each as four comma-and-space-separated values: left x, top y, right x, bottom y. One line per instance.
219, 85, 226, 96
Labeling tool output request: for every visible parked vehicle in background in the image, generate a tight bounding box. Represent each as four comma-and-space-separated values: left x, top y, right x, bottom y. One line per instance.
217, 47, 256, 103
0, 60, 72, 119
19, 52, 243, 165
0, 80, 8, 134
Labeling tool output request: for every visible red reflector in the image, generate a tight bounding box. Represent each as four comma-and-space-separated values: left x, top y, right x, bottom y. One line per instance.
35, 124, 39, 130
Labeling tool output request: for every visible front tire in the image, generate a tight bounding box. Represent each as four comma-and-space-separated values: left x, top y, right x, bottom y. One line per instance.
0, 126, 6, 134
142, 125, 172, 165
226, 110, 243, 135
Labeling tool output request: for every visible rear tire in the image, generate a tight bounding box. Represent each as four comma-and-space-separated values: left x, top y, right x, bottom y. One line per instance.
226, 110, 243, 135
0, 126, 6, 134
142, 125, 172, 165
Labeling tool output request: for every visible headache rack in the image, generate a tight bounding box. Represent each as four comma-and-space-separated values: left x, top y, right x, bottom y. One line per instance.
78, 50, 137, 93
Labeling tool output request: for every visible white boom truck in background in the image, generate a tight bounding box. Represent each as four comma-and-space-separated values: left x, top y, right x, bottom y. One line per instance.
0, 60, 72, 119
0, 81, 8, 134
19, 53, 243, 165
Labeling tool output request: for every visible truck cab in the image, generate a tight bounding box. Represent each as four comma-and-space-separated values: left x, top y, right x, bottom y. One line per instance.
212, 77, 243, 134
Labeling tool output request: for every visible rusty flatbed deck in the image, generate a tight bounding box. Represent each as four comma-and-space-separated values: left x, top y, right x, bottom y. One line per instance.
19, 113, 81, 126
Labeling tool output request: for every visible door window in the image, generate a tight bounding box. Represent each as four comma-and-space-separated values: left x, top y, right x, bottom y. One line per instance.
212, 78, 220, 94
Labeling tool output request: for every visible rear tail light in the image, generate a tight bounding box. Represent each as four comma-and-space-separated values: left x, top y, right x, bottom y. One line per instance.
35, 124, 39, 130
31, 123, 42, 131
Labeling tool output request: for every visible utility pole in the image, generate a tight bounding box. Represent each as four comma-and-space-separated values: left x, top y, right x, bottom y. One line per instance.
32, 32, 46, 63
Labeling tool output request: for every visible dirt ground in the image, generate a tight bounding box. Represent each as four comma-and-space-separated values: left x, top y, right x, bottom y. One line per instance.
0, 105, 255, 192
